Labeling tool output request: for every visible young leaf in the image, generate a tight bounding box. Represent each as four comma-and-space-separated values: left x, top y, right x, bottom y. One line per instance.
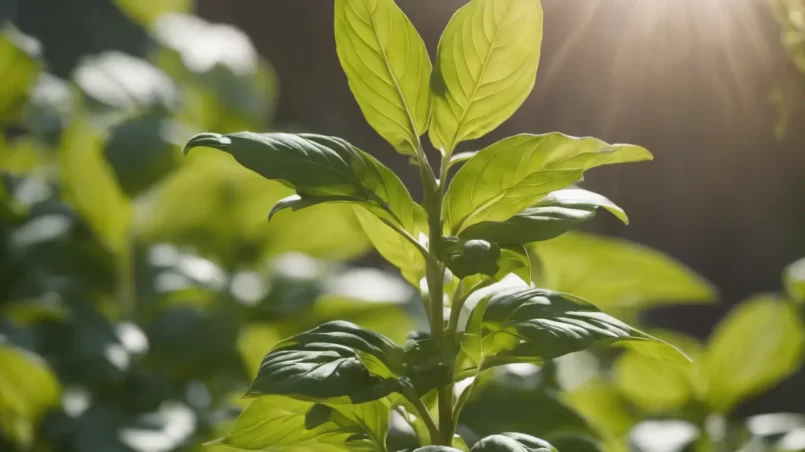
703, 294, 805, 414
444, 134, 652, 234
437, 237, 501, 278
211, 395, 384, 451
334, 0, 431, 155
783, 257, 805, 304
429, 0, 543, 153
471, 433, 557, 452
184, 133, 424, 264
459, 188, 627, 245
247, 321, 405, 404
463, 287, 688, 374
531, 232, 716, 308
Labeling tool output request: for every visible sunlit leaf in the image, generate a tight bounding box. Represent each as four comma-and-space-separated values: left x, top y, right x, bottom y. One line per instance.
471, 433, 557, 452
531, 232, 716, 308
0, 26, 41, 124
429, 0, 543, 153
703, 294, 805, 413
114, 0, 192, 26
0, 341, 61, 447
459, 188, 626, 245
334, 0, 431, 155
444, 134, 651, 234
563, 378, 638, 452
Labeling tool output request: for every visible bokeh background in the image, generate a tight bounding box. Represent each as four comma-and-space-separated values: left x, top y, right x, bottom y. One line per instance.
2, 0, 804, 451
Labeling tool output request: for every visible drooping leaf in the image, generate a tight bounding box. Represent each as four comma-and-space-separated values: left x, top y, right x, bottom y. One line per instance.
531, 232, 716, 308
471, 433, 557, 452
463, 287, 687, 374
0, 26, 41, 124
184, 132, 421, 242
0, 342, 61, 447
613, 331, 704, 413
703, 294, 805, 414
429, 0, 543, 153
444, 134, 652, 234
247, 321, 405, 404
334, 0, 431, 155
211, 395, 383, 451
459, 188, 626, 245
783, 257, 805, 304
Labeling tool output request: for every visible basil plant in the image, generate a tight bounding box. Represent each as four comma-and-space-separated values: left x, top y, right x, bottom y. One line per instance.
184, 0, 689, 450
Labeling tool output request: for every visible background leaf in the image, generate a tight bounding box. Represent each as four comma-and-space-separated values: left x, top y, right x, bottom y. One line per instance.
429, 0, 543, 153
334, 0, 431, 155
703, 294, 805, 414
443, 134, 651, 234
783, 257, 805, 304
531, 232, 716, 309
0, 26, 41, 124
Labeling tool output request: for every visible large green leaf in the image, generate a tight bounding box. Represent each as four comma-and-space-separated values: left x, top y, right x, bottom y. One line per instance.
210, 395, 385, 451
334, 0, 431, 155
0, 26, 41, 124
462, 287, 687, 375
459, 188, 627, 245
612, 331, 704, 413
0, 342, 61, 447
783, 257, 805, 304
354, 205, 427, 286
429, 0, 543, 153
531, 233, 716, 308
471, 433, 557, 452
703, 294, 805, 413
247, 321, 405, 404
443, 134, 652, 234
184, 132, 420, 239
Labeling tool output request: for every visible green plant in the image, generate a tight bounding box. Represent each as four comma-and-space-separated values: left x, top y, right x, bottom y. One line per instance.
184, 1, 691, 450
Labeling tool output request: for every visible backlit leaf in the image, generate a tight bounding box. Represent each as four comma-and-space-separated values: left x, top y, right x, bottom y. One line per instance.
335, 0, 431, 155
444, 134, 651, 234
429, 0, 543, 153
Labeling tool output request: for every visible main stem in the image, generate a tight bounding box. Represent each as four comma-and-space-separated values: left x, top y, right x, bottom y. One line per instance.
418, 145, 455, 446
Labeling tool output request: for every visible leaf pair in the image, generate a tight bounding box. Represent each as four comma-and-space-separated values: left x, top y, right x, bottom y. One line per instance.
335, 0, 544, 156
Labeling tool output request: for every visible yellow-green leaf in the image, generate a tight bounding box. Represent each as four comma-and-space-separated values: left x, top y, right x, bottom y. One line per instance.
335, 0, 431, 155
531, 233, 716, 308
429, 0, 543, 153
0, 26, 41, 124
703, 294, 805, 414
444, 134, 652, 234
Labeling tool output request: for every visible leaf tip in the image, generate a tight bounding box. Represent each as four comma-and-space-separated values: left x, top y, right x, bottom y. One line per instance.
183, 133, 230, 156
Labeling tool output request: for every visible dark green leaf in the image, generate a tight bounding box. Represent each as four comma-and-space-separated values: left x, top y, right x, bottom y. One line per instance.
247, 321, 405, 403
429, 0, 543, 153
703, 294, 805, 413
471, 433, 557, 452
464, 287, 688, 373
334, 0, 431, 155
402, 338, 454, 395
531, 232, 716, 308
459, 188, 626, 245
437, 237, 501, 278
783, 257, 805, 304
444, 134, 652, 234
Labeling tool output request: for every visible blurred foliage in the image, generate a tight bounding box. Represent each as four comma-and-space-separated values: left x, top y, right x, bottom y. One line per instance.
1, 1, 804, 452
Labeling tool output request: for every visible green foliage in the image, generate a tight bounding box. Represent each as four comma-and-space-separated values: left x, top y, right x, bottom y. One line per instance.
0, 26, 41, 125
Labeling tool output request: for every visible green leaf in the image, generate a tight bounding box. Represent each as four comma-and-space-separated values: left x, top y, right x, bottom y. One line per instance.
463, 287, 687, 373
211, 395, 386, 451
354, 204, 427, 287
414, 447, 464, 452
563, 378, 638, 451
613, 331, 704, 413
59, 120, 132, 253
247, 321, 405, 404
114, 0, 191, 25
0, 26, 41, 124
429, 0, 543, 153
531, 232, 716, 308
334, 0, 431, 155
703, 294, 805, 413
471, 433, 557, 452
183, 133, 421, 251
444, 134, 652, 234
459, 188, 626, 245
783, 257, 805, 304
437, 237, 501, 278
0, 342, 61, 448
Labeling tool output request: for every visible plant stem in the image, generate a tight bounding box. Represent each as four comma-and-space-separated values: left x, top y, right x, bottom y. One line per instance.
400, 379, 440, 444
